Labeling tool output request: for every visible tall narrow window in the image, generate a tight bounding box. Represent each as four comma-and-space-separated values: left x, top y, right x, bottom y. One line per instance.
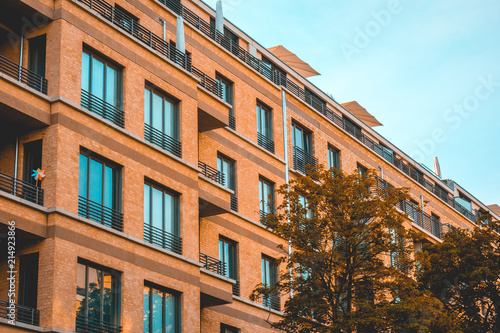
28, 35, 46, 77
81, 50, 123, 127
292, 123, 316, 174
144, 183, 182, 255
257, 103, 274, 153
78, 151, 122, 231
217, 154, 237, 211
357, 163, 368, 177
299, 195, 313, 219
261, 256, 279, 311
18, 252, 39, 325
328, 145, 340, 171
144, 87, 181, 157
219, 237, 237, 280
431, 213, 442, 239
216, 74, 235, 130
143, 284, 180, 333
259, 178, 274, 220
76, 260, 121, 332
23, 140, 43, 186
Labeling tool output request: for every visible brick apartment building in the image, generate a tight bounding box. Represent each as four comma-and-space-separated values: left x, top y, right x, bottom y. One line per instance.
0, 0, 497, 332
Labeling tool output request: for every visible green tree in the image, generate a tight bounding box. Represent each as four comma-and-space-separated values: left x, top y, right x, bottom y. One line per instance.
252, 166, 458, 333
417, 219, 500, 333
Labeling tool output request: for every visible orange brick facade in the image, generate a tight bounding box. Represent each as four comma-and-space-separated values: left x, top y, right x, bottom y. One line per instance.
0, 0, 497, 332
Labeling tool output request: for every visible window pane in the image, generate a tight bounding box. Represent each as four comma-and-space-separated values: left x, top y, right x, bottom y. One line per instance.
144, 89, 151, 125
164, 99, 176, 139
103, 166, 113, 209
86, 267, 101, 321
152, 289, 163, 333
91, 57, 105, 99
105, 66, 118, 107
76, 263, 86, 315
102, 272, 113, 323
81, 52, 90, 91
152, 92, 163, 132
143, 286, 150, 333
79, 154, 88, 198
152, 187, 163, 230
144, 184, 151, 225
164, 293, 177, 333
89, 159, 103, 204
164, 192, 174, 235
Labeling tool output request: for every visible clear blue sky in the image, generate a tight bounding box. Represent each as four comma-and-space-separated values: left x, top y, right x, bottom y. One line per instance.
203, 0, 500, 206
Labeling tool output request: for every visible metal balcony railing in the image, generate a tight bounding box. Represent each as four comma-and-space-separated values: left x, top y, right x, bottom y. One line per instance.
263, 294, 280, 312
228, 114, 236, 130
81, 89, 124, 128
144, 123, 182, 158
232, 280, 240, 297
293, 146, 318, 175
0, 300, 40, 326
144, 223, 182, 255
199, 253, 226, 276
0, 54, 48, 94
76, 314, 122, 333
198, 161, 225, 185
231, 194, 238, 212
78, 196, 124, 232
257, 132, 275, 154
77, 0, 222, 100
0, 172, 44, 206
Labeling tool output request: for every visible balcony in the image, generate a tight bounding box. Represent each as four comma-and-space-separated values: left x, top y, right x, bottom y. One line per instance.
200, 253, 226, 276
76, 314, 122, 333
0, 300, 40, 326
78, 196, 124, 232
81, 89, 124, 128
0, 172, 44, 206
257, 132, 275, 154
144, 223, 182, 255
144, 123, 182, 158
229, 114, 236, 130
293, 146, 318, 175
232, 280, 240, 297
0, 55, 48, 94
199, 161, 224, 185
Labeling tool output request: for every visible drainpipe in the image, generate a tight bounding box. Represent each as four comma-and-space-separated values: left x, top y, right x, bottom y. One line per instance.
378, 166, 384, 180
14, 137, 19, 194
18, 30, 24, 82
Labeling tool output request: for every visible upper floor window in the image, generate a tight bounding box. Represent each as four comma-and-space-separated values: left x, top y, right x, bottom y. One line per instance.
357, 163, 368, 177
292, 123, 312, 154
259, 178, 275, 217
379, 143, 394, 163
114, 5, 139, 35
216, 74, 235, 130
81, 50, 122, 108
261, 255, 280, 310
217, 154, 235, 191
261, 56, 286, 85
144, 86, 181, 158
144, 183, 181, 254
328, 146, 340, 171
219, 237, 237, 280
143, 284, 180, 333
28, 34, 46, 78
81, 50, 124, 127
343, 116, 362, 140
257, 103, 274, 153
79, 150, 122, 230
76, 260, 121, 331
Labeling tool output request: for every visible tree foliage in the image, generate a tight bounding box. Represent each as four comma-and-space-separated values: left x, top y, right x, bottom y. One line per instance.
417, 220, 500, 333
252, 166, 456, 333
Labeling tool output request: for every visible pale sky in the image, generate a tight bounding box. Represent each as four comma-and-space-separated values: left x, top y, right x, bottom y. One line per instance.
203, 0, 500, 206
